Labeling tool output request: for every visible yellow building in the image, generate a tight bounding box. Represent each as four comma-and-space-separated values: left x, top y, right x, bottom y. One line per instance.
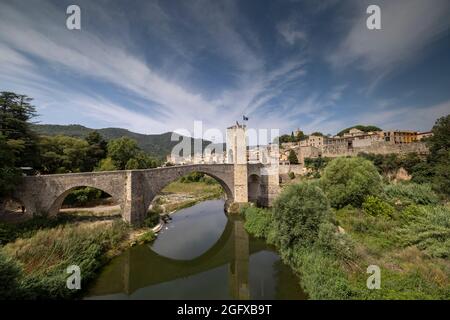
383, 130, 418, 144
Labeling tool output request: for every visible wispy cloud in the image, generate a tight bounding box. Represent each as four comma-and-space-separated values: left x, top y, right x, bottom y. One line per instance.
328, 0, 450, 87
0, 0, 448, 138
357, 99, 450, 131
0, 0, 311, 134
277, 18, 307, 45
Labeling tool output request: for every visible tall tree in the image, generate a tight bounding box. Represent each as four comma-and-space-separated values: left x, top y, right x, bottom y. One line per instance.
38, 135, 89, 173
288, 149, 299, 164
0, 134, 21, 197
427, 114, 450, 195
295, 130, 305, 141
84, 131, 107, 171
107, 137, 140, 170
0, 92, 39, 167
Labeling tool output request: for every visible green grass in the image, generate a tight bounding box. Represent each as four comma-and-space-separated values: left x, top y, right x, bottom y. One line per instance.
160, 180, 225, 213
0, 219, 129, 299
0, 210, 121, 245
335, 205, 450, 299
136, 230, 156, 244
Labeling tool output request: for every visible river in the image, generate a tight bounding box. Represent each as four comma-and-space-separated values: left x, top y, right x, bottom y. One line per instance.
85, 199, 307, 300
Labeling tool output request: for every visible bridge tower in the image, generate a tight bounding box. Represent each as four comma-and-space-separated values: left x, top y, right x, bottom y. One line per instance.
226, 122, 248, 204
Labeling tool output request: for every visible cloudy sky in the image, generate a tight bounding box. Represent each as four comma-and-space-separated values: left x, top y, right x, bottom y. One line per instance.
0, 0, 449, 138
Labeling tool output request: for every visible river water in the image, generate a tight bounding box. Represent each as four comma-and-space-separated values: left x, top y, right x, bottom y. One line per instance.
85, 199, 306, 300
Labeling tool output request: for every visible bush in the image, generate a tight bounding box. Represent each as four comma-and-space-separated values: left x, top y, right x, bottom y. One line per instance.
288, 171, 295, 180
180, 172, 205, 183
243, 207, 273, 239
288, 150, 299, 164
316, 222, 356, 263
144, 210, 160, 228
397, 205, 450, 258
321, 157, 382, 208
400, 204, 423, 219
363, 196, 395, 217
283, 246, 355, 299
137, 231, 156, 244
2, 220, 128, 299
0, 250, 22, 299
272, 182, 331, 249
63, 187, 104, 206
383, 183, 439, 206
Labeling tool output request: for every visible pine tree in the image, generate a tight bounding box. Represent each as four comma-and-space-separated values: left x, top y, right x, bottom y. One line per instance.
288, 149, 299, 164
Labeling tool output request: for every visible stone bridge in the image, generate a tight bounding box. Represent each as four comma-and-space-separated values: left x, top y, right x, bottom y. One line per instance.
10, 163, 279, 225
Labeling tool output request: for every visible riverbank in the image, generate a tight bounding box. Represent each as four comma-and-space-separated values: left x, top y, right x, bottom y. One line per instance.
0, 214, 129, 299
241, 158, 450, 300
153, 181, 224, 214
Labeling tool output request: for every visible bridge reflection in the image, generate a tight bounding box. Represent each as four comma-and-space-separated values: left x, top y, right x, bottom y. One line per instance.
87, 217, 267, 299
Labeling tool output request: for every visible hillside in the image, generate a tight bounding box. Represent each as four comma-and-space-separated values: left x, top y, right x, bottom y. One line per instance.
31, 124, 224, 160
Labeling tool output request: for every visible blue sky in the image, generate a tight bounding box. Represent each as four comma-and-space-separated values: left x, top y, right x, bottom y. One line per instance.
0, 0, 449, 139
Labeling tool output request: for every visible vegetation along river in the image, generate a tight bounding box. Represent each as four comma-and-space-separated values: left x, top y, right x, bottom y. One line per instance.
85, 199, 306, 299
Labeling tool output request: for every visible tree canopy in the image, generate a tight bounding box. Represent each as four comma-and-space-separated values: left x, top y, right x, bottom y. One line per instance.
427, 114, 450, 195
320, 157, 382, 208
0, 92, 39, 197
272, 181, 331, 249
337, 125, 382, 137
288, 149, 299, 164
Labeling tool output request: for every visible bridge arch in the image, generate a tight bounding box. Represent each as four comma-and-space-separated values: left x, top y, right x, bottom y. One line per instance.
140, 164, 235, 215
47, 185, 119, 217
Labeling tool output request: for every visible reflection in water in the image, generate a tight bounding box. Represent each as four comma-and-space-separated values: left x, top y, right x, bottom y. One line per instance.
229, 219, 250, 299
86, 200, 306, 300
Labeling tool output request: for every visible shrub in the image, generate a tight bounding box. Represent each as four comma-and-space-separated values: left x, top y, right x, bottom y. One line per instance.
63, 187, 104, 206
288, 150, 299, 164
2, 220, 128, 299
316, 222, 356, 263
144, 210, 160, 228
363, 196, 395, 217
383, 183, 439, 206
397, 205, 450, 258
272, 182, 331, 249
401, 204, 423, 219
243, 207, 273, 239
137, 231, 156, 244
0, 250, 22, 299
320, 157, 382, 208
288, 171, 295, 180
284, 246, 355, 299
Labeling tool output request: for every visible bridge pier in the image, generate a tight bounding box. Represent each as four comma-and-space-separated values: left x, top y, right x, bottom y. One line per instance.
123, 171, 147, 226
233, 164, 248, 203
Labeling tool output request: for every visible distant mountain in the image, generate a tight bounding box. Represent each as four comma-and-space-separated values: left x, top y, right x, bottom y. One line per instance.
31, 124, 224, 160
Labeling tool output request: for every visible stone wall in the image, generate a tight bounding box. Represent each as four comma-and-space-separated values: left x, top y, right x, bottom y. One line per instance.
279, 164, 304, 183
322, 141, 429, 158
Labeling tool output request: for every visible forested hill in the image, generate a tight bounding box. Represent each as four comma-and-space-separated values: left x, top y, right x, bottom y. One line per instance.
31, 124, 224, 159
